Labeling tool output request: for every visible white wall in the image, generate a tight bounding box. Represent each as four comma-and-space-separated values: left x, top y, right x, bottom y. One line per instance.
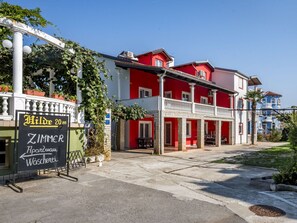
213, 69, 249, 144
99, 57, 130, 101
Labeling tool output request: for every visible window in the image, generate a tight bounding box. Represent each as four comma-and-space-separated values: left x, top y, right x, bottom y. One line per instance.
139, 122, 152, 138
277, 98, 281, 105
182, 92, 190, 101
197, 70, 206, 80
200, 96, 208, 104
239, 123, 243, 135
186, 121, 191, 137
271, 98, 276, 104
139, 87, 152, 98
238, 77, 243, 89
164, 91, 172, 98
155, 59, 163, 67
261, 98, 266, 104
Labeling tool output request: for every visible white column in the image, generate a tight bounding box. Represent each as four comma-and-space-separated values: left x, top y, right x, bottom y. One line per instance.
197, 119, 205, 149
158, 74, 164, 111
215, 120, 221, 147
212, 89, 217, 116
13, 31, 23, 94
229, 121, 235, 145
178, 117, 187, 151
154, 112, 164, 154
189, 83, 195, 113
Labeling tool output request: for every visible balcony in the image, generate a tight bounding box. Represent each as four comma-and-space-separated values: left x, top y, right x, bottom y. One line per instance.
0, 92, 83, 123
262, 115, 273, 122
120, 97, 233, 118
262, 103, 272, 109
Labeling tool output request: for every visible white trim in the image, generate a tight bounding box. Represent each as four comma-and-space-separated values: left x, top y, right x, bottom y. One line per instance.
182, 91, 191, 101
186, 121, 191, 137
200, 96, 208, 104
138, 121, 152, 138
165, 122, 172, 145
139, 87, 152, 98
164, 91, 172, 98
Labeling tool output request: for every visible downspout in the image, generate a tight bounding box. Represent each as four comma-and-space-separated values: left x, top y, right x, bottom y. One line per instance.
233, 91, 239, 145
158, 70, 167, 155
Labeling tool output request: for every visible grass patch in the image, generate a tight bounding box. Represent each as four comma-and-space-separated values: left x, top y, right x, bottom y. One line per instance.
214, 144, 293, 169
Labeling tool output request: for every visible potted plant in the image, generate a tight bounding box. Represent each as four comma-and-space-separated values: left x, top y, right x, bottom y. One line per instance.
0, 84, 12, 92
24, 88, 45, 96
51, 91, 65, 100
66, 95, 77, 103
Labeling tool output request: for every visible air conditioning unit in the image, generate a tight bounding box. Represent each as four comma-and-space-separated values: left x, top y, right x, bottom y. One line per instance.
126, 51, 134, 58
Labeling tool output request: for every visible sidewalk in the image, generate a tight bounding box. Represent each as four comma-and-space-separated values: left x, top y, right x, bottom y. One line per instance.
89, 142, 297, 223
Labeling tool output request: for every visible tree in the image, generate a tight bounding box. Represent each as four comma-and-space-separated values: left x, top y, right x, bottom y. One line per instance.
0, 2, 112, 159
245, 89, 264, 145
0, 1, 52, 40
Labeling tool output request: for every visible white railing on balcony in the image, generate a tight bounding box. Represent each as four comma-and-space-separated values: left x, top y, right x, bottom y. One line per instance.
263, 103, 272, 109
0, 93, 82, 123
120, 96, 160, 111
217, 107, 233, 118
164, 98, 192, 112
0, 92, 13, 120
24, 95, 78, 123
195, 103, 215, 115
119, 97, 233, 119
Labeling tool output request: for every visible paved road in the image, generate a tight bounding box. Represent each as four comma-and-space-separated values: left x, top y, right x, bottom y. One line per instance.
0, 170, 245, 223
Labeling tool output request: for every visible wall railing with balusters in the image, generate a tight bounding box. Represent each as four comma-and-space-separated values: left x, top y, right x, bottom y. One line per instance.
0, 93, 83, 123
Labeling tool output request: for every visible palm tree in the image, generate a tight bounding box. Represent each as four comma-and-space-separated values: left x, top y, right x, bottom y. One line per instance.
245, 89, 264, 144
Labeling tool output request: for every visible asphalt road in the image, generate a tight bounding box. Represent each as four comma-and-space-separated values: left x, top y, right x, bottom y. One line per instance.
0, 169, 246, 223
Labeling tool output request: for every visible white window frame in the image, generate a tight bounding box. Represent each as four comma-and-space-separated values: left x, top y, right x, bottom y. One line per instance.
182, 91, 191, 101
186, 121, 191, 137
138, 121, 152, 138
200, 96, 208, 104
165, 122, 172, 145
155, 59, 163, 67
271, 98, 276, 104
139, 87, 152, 98
164, 91, 172, 98
204, 122, 208, 135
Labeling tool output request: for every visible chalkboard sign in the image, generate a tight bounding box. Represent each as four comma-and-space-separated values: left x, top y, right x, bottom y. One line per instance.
17, 113, 68, 171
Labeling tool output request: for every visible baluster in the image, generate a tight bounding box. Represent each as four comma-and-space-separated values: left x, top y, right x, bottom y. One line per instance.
25, 99, 31, 111
44, 102, 49, 114
32, 100, 37, 112
2, 97, 8, 116
38, 101, 44, 113
49, 102, 54, 114
55, 103, 59, 113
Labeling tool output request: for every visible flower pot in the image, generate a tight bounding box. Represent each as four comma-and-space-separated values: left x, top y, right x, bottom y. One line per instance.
51, 94, 64, 100
0, 86, 9, 92
24, 89, 45, 96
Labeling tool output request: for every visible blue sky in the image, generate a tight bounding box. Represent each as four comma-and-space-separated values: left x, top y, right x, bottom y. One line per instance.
7, 0, 297, 107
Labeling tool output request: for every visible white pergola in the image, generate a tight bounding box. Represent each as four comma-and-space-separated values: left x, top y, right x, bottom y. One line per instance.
0, 17, 82, 121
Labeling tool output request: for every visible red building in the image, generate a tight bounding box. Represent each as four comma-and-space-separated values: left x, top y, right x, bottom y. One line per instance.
114, 49, 237, 154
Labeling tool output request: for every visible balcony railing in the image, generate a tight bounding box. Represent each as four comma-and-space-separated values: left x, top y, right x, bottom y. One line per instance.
119, 97, 233, 118
0, 92, 83, 123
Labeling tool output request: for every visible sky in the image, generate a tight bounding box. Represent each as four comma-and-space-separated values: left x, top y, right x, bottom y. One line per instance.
6, 0, 297, 107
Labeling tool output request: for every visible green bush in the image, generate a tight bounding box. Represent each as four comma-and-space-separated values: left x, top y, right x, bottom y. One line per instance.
273, 163, 297, 185
269, 129, 282, 142
257, 133, 264, 142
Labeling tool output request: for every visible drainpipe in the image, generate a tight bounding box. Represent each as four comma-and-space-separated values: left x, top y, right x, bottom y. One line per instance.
158, 70, 166, 155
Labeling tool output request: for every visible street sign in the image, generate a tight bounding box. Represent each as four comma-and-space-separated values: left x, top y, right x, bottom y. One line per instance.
17, 113, 68, 171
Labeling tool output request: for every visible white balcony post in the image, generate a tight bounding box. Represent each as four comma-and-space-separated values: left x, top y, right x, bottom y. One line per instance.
212, 89, 217, 116
189, 83, 195, 113
13, 31, 23, 95
215, 120, 221, 147
158, 73, 165, 111
197, 119, 205, 149
178, 117, 187, 151
11, 30, 26, 118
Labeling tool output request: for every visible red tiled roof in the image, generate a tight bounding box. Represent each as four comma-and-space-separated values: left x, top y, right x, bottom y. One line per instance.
265, 91, 282, 97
